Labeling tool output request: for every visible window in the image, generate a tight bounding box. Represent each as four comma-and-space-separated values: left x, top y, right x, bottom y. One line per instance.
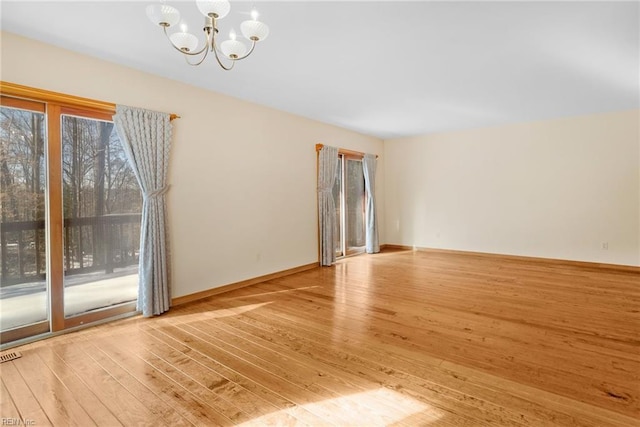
0, 84, 140, 345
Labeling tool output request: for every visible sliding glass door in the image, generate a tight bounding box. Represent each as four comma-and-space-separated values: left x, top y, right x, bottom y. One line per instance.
0, 90, 140, 345
332, 154, 366, 258
345, 158, 366, 255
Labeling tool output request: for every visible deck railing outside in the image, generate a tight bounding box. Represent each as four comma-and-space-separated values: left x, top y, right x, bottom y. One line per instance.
0, 213, 141, 287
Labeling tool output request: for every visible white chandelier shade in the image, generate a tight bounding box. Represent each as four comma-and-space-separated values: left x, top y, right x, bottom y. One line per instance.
196, 0, 231, 19
146, 4, 180, 27
146, 0, 269, 70
169, 32, 199, 53
221, 39, 247, 59
241, 19, 269, 41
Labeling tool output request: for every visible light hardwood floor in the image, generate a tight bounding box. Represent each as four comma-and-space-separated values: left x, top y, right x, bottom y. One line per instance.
1, 249, 639, 426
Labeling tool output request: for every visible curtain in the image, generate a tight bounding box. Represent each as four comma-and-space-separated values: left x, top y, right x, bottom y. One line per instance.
363, 153, 380, 254
112, 105, 172, 316
318, 145, 339, 266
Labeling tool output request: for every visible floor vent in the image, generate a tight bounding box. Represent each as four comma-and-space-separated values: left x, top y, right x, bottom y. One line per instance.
0, 351, 22, 363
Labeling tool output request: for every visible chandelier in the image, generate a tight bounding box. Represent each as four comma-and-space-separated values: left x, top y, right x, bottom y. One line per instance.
146, 0, 269, 70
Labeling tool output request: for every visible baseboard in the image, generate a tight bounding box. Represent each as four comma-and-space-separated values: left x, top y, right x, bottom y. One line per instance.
171, 262, 320, 306
380, 244, 640, 273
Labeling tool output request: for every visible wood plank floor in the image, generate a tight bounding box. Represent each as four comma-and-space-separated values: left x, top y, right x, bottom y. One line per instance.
1, 249, 639, 426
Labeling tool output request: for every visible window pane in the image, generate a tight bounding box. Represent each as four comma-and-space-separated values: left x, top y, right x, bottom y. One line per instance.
346, 159, 365, 250
61, 115, 141, 318
0, 106, 48, 331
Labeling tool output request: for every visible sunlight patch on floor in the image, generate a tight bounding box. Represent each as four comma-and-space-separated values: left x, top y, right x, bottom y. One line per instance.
169, 301, 274, 322
237, 387, 443, 426
226, 285, 321, 299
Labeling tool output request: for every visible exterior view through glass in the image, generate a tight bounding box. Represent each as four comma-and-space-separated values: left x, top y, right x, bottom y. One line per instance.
61, 115, 141, 318
0, 105, 48, 332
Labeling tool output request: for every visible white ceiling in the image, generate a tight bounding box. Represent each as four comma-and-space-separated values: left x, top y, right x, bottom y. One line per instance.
1, 1, 639, 139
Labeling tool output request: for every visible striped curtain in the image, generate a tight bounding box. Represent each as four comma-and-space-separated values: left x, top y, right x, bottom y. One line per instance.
318, 145, 339, 266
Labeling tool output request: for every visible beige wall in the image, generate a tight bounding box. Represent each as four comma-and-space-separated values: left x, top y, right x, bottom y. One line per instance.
3, 29, 638, 300
384, 110, 640, 266
1, 32, 385, 298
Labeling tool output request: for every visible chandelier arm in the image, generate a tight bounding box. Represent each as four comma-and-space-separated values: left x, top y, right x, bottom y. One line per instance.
210, 32, 235, 71
162, 25, 209, 56
211, 45, 236, 71
184, 46, 211, 66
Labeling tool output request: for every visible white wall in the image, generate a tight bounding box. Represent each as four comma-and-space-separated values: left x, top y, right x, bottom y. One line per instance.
3, 31, 636, 298
384, 110, 640, 266
1, 32, 385, 298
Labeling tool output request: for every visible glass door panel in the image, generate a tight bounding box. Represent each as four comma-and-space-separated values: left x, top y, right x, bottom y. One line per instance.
332, 154, 366, 259
61, 114, 140, 318
0, 104, 49, 337
345, 159, 366, 255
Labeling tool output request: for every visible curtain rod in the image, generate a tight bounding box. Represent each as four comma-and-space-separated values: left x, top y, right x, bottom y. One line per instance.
315, 143, 378, 158
0, 81, 180, 121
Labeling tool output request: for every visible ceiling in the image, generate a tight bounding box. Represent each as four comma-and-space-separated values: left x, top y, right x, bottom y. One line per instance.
1, 1, 639, 139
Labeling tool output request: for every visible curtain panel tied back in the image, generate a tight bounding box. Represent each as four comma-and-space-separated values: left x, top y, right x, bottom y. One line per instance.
112, 105, 172, 316
318, 145, 339, 266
